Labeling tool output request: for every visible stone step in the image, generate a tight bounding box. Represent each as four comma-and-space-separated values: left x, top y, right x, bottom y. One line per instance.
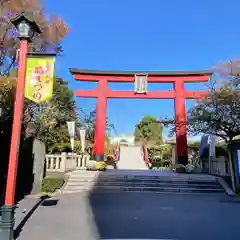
69, 172, 213, 176
67, 177, 219, 185
63, 185, 225, 194
68, 172, 216, 178
66, 181, 222, 189
68, 171, 217, 181
68, 173, 99, 177
62, 189, 225, 196
101, 175, 217, 180
62, 171, 226, 195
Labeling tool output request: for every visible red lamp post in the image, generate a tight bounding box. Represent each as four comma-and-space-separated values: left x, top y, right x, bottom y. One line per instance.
0, 12, 41, 240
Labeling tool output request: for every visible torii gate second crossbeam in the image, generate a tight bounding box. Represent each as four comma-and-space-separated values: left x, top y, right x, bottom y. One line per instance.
70, 69, 212, 165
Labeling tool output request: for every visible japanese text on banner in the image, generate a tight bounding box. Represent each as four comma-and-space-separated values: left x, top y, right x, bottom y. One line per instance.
25, 57, 55, 103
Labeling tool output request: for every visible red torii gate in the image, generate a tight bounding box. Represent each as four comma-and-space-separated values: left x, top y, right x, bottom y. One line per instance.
70, 69, 212, 165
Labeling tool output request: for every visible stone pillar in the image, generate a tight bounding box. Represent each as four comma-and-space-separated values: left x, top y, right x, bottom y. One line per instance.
171, 143, 176, 164
31, 139, 46, 195
60, 152, 67, 172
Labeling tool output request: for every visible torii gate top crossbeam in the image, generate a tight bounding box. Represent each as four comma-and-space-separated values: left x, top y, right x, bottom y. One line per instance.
69, 68, 213, 83
70, 68, 213, 99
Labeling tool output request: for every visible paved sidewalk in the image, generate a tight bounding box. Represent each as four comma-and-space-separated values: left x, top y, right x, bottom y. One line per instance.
15, 192, 240, 240
15, 193, 99, 240
15, 197, 43, 229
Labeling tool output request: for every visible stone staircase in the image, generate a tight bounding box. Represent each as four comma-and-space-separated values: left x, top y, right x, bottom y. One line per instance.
117, 146, 148, 170
62, 170, 227, 195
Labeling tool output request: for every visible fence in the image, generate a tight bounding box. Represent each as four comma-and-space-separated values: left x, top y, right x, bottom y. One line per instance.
45, 152, 90, 172
201, 156, 230, 176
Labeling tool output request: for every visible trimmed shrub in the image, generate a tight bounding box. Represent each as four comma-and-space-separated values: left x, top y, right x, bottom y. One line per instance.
86, 160, 107, 171
236, 185, 240, 197
105, 154, 116, 166
148, 146, 161, 162
41, 178, 65, 193
152, 155, 161, 161
86, 160, 97, 171
151, 155, 163, 168
170, 164, 186, 170
95, 161, 107, 171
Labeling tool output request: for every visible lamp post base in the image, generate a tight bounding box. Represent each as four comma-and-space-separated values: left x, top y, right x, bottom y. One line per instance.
0, 205, 15, 240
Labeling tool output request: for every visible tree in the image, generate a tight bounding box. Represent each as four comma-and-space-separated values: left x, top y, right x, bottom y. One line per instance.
161, 144, 172, 161
186, 62, 240, 190
134, 115, 164, 145
162, 60, 240, 144
0, 0, 69, 75
0, 1, 70, 195
0, 73, 18, 156
36, 78, 78, 153
0, 75, 16, 165
187, 141, 200, 165
80, 109, 116, 144
80, 110, 96, 144
0, 76, 79, 153
187, 75, 240, 144
0, 74, 15, 122
0, 0, 71, 151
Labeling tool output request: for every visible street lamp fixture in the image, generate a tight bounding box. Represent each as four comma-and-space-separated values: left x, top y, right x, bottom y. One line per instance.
10, 12, 41, 41
0, 12, 41, 240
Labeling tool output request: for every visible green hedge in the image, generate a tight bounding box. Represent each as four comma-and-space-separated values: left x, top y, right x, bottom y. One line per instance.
105, 154, 116, 166
236, 185, 240, 197
170, 164, 186, 170
42, 177, 65, 193
86, 160, 107, 171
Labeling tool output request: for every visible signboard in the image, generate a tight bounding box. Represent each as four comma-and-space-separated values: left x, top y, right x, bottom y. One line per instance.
25, 56, 55, 103
67, 121, 75, 151
79, 128, 86, 153
134, 73, 148, 93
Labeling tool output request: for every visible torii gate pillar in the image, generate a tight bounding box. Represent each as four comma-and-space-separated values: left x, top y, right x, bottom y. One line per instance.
93, 79, 107, 161
174, 79, 188, 165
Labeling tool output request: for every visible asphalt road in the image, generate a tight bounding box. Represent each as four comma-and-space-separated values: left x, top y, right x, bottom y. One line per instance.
15, 192, 240, 240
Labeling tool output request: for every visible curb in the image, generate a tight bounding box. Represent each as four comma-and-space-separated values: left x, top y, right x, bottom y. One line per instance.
216, 177, 236, 197
14, 196, 48, 239
58, 173, 71, 195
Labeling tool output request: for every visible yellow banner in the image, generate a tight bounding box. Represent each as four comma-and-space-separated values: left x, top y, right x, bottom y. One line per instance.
25, 56, 55, 103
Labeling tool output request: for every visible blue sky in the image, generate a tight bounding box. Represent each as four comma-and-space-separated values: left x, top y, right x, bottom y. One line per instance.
46, 0, 240, 138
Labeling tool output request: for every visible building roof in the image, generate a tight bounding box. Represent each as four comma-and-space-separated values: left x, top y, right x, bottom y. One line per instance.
69, 68, 213, 77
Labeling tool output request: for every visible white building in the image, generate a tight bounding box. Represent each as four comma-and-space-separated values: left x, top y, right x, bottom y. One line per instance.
110, 134, 135, 145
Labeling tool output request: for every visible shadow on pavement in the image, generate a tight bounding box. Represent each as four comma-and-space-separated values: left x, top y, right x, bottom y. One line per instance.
87, 171, 165, 239
41, 199, 59, 207
14, 195, 50, 239
87, 170, 240, 240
